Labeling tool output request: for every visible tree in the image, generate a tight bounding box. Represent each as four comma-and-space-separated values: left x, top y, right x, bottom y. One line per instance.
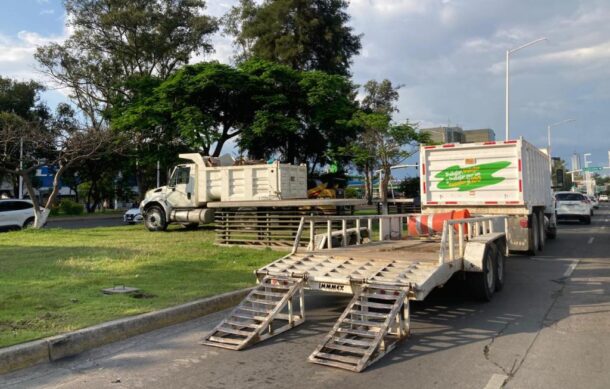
397, 177, 420, 199
225, 0, 361, 76
238, 59, 359, 173
345, 80, 429, 211
36, 0, 219, 128
0, 105, 117, 227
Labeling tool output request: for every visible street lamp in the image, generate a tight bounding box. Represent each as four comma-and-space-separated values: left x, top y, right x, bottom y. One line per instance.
547, 118, 576, 168
505, 37, 548, 140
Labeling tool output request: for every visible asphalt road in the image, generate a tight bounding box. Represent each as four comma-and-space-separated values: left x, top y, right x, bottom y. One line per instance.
2, 206, 609, 389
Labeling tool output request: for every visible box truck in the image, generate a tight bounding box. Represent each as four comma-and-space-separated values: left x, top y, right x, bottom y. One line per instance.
419, 138, 557, 253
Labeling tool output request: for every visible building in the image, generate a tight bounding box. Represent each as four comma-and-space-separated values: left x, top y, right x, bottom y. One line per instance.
571, 153, 581, 171
422, 126, 495, 144
422, 127, 465, 144
463, 128, 495, 143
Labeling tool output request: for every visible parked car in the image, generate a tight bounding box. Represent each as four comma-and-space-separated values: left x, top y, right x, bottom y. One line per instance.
588, 195, 599, 209
599, 194, 608, 202
555, 192, 592, 224
123, 207, 143, 224
0, 199, 36, 230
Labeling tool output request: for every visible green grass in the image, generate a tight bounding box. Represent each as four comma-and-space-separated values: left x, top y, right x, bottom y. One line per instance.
0, 225, 284, 348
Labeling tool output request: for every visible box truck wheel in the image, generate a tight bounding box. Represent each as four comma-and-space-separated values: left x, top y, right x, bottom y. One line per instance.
537, 210, 545, 251
493, 241, 506, 292
527, 213, 540, 255
145, 205, 168, 232
467, 247, 496, 302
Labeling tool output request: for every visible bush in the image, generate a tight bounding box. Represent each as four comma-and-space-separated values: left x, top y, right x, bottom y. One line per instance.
58, 199, 84, 215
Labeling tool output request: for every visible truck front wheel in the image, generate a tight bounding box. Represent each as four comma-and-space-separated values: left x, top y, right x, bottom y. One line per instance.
145, 205, 168, 232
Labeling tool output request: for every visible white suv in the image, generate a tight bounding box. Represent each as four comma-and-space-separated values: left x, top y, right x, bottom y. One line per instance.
0, 199, 36, 230
555, 192, 592, 224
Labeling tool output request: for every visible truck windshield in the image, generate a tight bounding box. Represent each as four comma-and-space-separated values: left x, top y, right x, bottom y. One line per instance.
169, 166, 190, 187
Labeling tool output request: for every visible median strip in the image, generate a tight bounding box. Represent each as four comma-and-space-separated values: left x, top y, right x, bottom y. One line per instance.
0, 287, 251, 375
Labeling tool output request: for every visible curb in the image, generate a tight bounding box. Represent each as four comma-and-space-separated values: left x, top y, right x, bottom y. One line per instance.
0, 287, 251, 375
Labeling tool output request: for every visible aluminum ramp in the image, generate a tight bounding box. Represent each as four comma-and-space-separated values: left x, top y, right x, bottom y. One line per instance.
202, 276, 305, 350
309, 284, 410, 372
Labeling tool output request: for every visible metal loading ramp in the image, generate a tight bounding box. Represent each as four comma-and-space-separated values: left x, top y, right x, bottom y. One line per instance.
309, 284, 410, 372
202, 276, 305, 350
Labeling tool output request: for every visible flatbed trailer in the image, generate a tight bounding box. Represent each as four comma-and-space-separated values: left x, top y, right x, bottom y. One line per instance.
203, 212, 508, 372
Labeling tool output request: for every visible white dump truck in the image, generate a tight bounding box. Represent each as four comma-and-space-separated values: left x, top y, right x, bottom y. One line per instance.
141, 153, 364, 235
419, 138, 557, 253
141, 153, 308, 231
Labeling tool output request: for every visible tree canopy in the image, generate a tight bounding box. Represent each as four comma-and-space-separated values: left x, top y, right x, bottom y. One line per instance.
114, 59, 359, 173
35, 0, 219, 128
225, 0, 361, 75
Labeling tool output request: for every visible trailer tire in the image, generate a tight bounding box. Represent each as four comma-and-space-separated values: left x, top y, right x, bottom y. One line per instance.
468, 246, 496, 302
144, 205, 167, 232
493, 241, 506, 292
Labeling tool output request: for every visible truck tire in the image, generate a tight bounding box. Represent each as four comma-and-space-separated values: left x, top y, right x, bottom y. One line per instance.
527, 213, 539, 256
547, 227, 557, 239
537, 210, 545, 251
468, 246, 496, 302
145, 205, 168, 232
494, 241, 506, 292
582, 215, 591, 225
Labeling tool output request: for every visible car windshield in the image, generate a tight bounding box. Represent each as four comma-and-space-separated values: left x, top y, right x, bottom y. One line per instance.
555, 193, 584, 201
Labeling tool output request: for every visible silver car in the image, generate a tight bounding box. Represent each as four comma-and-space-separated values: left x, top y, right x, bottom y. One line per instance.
555, 192, 592, 224
0, 199, 36, 230
123, 207, 143, 224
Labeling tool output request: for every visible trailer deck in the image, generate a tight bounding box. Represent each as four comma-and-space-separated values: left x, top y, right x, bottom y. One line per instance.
257, 240, 453, 300
203, 213, 507, 372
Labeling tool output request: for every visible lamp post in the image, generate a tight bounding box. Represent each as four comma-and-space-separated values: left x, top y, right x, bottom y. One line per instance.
547, 119, 576, 173
505, 37, 548, 140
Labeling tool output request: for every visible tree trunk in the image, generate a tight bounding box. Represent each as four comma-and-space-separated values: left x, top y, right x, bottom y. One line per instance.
21, 171, 50, 228
364, 167, 373, 205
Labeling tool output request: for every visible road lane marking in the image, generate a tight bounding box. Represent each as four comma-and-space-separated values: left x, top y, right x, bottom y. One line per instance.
588, 237, 595, 244
563, 260, 579, 278
484, 374, 508, 389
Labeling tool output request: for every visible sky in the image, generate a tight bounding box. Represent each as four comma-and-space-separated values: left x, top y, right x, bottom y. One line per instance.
1, 0, 609, 175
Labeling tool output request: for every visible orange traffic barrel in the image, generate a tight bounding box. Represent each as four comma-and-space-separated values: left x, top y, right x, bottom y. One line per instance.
407, 210, 471, 237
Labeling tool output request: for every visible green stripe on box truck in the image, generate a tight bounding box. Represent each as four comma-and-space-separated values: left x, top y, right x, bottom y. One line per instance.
436, 161, 511, 191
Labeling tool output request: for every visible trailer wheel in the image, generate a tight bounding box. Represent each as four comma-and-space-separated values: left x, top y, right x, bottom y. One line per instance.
494, 241, 506, 292
144, 205, 167, 232
468, 246, 496, 302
